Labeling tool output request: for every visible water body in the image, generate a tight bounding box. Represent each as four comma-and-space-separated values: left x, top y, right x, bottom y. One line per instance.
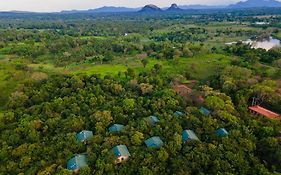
225, 37, 281, 51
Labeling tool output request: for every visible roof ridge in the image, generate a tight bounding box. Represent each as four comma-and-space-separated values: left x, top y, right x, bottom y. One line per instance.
256, 105, 279, 115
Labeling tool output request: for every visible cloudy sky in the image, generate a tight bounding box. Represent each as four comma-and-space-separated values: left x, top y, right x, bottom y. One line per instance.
0, 0, 245, 12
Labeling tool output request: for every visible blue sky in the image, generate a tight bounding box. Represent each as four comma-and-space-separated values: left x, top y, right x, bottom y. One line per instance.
0, 0, 244, 12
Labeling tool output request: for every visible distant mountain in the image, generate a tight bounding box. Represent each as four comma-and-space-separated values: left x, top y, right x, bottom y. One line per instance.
59, 1, 281, 14
0, 10, 38, 14
88, 6, 139, 13
3, 1, 281, 14
179, 5, 226, 9
139, 4, 162, 12
229, 0, 281, 8
166, 4, 183, 12
60, 10, 82, 14
62, 6, 139, 13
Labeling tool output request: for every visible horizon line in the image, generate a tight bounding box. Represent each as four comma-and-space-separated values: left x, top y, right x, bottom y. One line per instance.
1, 1, 281, 13
0, 3, 232, 13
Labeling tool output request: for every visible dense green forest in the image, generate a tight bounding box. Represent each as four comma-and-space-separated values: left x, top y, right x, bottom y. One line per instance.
0, 9, 281, 175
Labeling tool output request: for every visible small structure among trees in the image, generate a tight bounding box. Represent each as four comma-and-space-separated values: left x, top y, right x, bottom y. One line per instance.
67, 154, 88, 172
249, 105, 280, 120
216, 128, 229, 137
174, 111, 184, 117
200, 107, 211, 116
182, 130, 199, 143
145, 136, 164, 149
76, 130, 94, 143
147, 116, 160, 126
112, 145, 131, 164
108, 124, 124, 133
173, 84, 192, 100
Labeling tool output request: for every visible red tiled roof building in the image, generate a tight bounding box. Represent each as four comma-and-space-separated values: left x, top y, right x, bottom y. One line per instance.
249, 105, 280, 120
174, 85, 192, 98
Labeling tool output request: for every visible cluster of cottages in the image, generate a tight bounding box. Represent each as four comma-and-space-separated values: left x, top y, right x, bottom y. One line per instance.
67, 83, 280, 172
67, 111, 229, 172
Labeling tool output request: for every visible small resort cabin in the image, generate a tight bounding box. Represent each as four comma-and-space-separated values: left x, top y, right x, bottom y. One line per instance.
200, 107, 211, 116
67, 154, 88, 172
216, 128, 229, 137
108, 124, 124, 133
173, 84, 192, 99
182, 130, 199, 143
145, 136, 164, 148
174, 111, 184, 117
147, 116, 160, 126
76, 130, 93, 143
112, 145, 131, 164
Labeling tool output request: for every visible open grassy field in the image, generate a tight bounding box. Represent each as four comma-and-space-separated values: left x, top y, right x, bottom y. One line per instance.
28, 63, 68, 74
0, 61, 28, 109
70, 53, 231, 79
